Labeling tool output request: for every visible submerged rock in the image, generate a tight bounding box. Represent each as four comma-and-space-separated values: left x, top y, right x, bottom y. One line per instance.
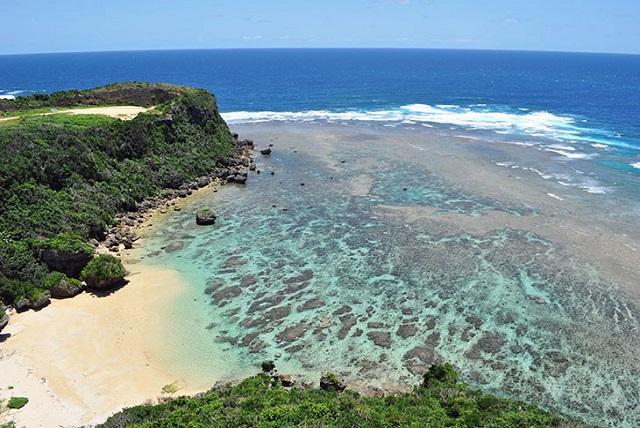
260, 148, 272, 155
367, 331, 392, 348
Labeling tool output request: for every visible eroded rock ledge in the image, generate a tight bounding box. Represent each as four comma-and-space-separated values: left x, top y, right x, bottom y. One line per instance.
102, 135, 255, 252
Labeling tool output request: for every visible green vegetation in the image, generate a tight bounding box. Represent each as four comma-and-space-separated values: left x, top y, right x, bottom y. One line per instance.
422, 362, 458, 386
81, 254, 126, 287
45, 232, 93, 254
260, 360, 276, 372
0, 82, 235, 307
98, 364, 589, 428
6, 397, 28, 410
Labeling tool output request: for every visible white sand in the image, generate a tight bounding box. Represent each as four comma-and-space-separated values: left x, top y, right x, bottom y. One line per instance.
56, 106, 151, 120
0, 106, 150, 124
0, 264, 200, 427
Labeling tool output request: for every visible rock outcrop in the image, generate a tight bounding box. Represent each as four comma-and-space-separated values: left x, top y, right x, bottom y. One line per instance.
320, 372, 346, 392
82, 255, 126, 289
50, 277, 86, 299
196, 209, 217, 226
0, 311, 8, 332
279, 374, 295, 387
42, 250, 93, 279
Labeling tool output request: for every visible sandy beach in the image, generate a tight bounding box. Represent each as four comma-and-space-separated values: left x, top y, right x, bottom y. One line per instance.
0, 262, 200, 427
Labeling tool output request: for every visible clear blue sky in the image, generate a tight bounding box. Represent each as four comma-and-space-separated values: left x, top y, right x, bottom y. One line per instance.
1, 0, 639, 55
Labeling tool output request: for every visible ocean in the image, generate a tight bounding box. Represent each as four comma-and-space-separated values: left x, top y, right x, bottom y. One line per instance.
2, 49, 639, 192
2, 49, 640, 426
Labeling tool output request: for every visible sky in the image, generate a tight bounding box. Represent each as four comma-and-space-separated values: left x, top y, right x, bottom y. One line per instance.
1, 0, 639, 55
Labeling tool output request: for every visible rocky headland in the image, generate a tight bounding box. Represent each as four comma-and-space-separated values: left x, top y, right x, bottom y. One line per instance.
0, 82, 257, 330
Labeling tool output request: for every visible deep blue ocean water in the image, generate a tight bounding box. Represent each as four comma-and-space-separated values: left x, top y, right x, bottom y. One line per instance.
3, 49, 640, 427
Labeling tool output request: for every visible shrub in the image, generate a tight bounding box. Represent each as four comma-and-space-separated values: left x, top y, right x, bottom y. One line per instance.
46, 232, 93, 254
422, 363, 458, 387
261, 360, 276, 372
43, 271, 68, 290
81, 254, 126, 287
7, 397, 28, 409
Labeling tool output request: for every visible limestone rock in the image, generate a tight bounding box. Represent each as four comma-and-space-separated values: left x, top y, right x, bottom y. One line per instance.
42, 250, 93, 279
29, 291, 51, 310
195, 209, 217, 225
50, 277, 86, 299
14, 298, 30, 312
279, 374, 295, 387
82, 255, 126, 289
0, 312, 8, 332
320, 372, 345, 392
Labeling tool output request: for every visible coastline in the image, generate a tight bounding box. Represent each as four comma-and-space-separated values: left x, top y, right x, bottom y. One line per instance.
0, 131, 257, 427
0, 182, 238, 428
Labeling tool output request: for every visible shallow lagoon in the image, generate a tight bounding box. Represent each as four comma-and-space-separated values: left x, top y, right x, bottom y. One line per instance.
132, 122, 640, 427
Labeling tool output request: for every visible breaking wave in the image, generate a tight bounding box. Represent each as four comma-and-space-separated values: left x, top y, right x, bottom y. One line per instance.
222, 104, 636, 155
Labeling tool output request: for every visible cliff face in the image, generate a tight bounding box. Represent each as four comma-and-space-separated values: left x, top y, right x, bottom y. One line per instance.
0, 83, 236, 307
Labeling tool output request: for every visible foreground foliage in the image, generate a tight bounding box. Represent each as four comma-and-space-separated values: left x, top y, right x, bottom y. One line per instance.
98, 364, 590, 428
0, 82, 235, 307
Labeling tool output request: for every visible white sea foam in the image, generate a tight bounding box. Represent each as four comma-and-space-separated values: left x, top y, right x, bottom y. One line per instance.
548, 144, 576, 151
224, 104, 578, 138
0, 95, 15, 100
222, 104, 635, 159
547, 193, 564, 201
631, 162, 640, 170
544, 148, 596, 160
583, 186, 608, 194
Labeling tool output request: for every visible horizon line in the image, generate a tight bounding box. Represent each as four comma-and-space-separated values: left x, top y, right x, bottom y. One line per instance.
1, 46, 639, 57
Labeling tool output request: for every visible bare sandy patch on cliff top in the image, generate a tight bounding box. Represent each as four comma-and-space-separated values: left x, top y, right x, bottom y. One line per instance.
57, 105, 152, 120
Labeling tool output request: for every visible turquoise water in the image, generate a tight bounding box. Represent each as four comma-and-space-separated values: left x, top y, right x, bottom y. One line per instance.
134, 123, 640, 427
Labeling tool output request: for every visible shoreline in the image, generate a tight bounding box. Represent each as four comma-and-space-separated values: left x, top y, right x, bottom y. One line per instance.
0, 262, 204, 427
0, 154, 255, 427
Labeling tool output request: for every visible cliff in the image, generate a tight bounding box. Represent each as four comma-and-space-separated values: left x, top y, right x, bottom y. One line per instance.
0, 83, 240, 315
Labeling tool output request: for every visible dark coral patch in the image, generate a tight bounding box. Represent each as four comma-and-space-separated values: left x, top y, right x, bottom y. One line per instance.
367, 331, 392, 348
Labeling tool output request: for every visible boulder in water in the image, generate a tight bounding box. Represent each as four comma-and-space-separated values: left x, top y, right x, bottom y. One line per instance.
196, 209, 217, 225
